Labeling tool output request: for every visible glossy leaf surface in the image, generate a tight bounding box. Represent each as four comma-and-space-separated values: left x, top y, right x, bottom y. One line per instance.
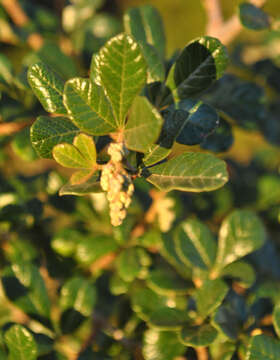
214, 210, 266, 272
145, 152, 228, 192
98, 33, 147, 126
124, 96, 163, 152
64, 78, 117, 135
31, 116, 79, 158
164, 36, 228, 104
175, 218, 217, 269
28, 62, 66, 115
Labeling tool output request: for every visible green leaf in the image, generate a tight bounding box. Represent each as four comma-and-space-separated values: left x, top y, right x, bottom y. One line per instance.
175, 218, 217, 270
90, 53, 101, 85
172, 100, 219, 146
239, 3, 270, 31
36, 42, 77, 79
143, 329, 185, 360
160, 233, 192, 279
221, 260, 256, 288
257, 175, 280, 210
51, 228, 81, 257
31, 116, 79, 159
2, 262, 51, 319
117, 247, 151, 282
214, 210, 266, 273
0, 54, 14, 86
4, 325, 37, 360
273, 303, 280, 338
124, 96, 163, 152
63, 77, 117, 135
163, 36, 228, 104
28, 62, 67, 115
59, 173, 102, 196
75, 235, 118, 265
140, 43, 165, 83
131, 287, 172, 321
144, 152, 228, 192
245, 334, 280, 360
147, 268, 191, 296
98, 33, 147, 126
60, 277, 97, 317
73, 133, 96, 163
179, 323, 218, 347
53, 134, 96, 169
195, 279, 228, 319
142, 145, 171, 167
124, 5, 166, 58
11, 128, 37, 162
148, 308, 189, 330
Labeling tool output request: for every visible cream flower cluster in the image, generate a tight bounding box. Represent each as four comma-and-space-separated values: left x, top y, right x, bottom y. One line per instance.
100, 142, 134, 226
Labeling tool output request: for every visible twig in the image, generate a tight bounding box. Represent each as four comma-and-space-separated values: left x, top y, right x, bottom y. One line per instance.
196, 347, 209, 360
202, 0, 267, 45
1, 0, 44, 50
0, 121, 33, 136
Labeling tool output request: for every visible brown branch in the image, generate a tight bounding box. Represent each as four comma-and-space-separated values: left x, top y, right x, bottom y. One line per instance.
196, 347, 209, 360
2, 0, 44, 50
0, 121, 32, 136
202, 0, 267, 45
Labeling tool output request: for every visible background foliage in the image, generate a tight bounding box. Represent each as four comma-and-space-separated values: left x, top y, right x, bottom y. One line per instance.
0, 0, 280, 359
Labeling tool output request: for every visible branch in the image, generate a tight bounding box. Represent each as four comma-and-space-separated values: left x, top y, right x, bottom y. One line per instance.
0, 121, 33, 136
202, 0, 267, 45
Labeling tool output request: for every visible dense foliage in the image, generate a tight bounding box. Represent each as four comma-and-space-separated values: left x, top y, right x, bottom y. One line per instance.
0, 1, 280, 359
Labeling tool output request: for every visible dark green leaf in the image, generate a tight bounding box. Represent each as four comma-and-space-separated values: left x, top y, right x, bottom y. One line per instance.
143, 329, 185, 360
98, 33, 147, 126
213, 210, 266, 273
4, 325, 37, 360
2, 262, 51, 319
246, 334, 280, 360
147, 268, 191, 296
124, 96, 163, 152
124, 5, 166, 58
63, 78, 117, 135
179, 323, 218, 347
175, 218, 217, 270
195, 279, 228, 319
28, 62, 67, 115
173, 100, 219, 146
163, 36, 228, 104
60, 277, 97, 317
201, 116, 233, 153
30, 116, 79, 158
144, 152, 228, 192
239, 3, 270, 31
148, 308, 189, 330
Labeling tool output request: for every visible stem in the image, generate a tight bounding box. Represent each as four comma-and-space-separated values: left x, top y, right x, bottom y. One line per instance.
0, 121, 33, 136
202, 0, 267, 45
196, 347, 209, 360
